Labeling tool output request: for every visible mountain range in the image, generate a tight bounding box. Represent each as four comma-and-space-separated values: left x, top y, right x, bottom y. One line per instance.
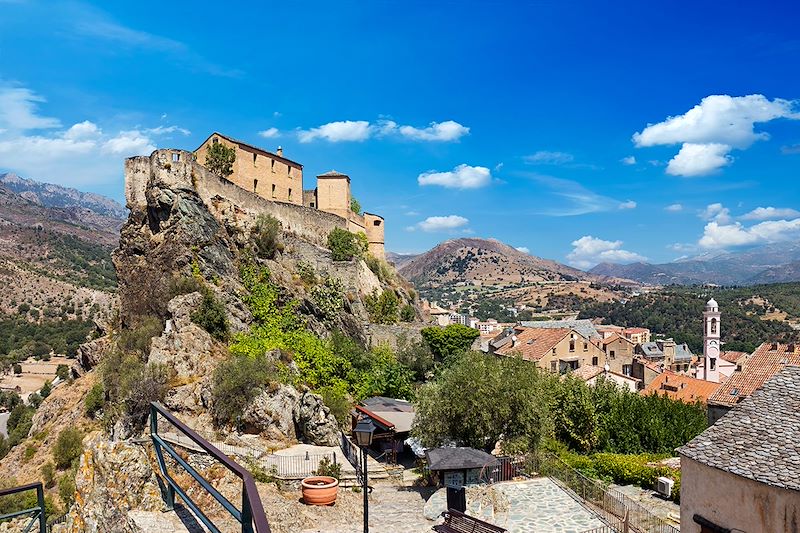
590, 242, 800, 285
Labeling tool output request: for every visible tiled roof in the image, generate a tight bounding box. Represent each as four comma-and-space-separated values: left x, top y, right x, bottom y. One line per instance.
519, 319, 600, 340
720, 350, 748, 364
494, 327, 572, 362
317, 170, 349, 177
639, 342, 663, 357
570, 364, 606, 381
623, 327, 649, 334
708, 342, 800, 407
198, 132, 303, 167
641, 371, 721, 404
679, 365, 800, 492
601, 332, 633, 346
673, 343, 694, 362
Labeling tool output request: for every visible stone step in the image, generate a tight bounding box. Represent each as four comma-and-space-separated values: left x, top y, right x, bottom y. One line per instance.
128, 505, 209, 533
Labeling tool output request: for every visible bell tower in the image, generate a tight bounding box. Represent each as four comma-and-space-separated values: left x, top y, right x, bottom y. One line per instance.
700, 298, 721, 382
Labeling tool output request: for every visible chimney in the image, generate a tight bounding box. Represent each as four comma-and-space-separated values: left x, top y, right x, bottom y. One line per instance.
771, 342, 779, 351
277, 146, 283, 157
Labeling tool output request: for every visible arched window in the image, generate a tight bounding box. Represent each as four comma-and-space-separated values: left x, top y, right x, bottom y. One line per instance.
710, 318, 717, 334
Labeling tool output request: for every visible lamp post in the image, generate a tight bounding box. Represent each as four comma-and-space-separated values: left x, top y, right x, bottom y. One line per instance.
353, 418, 375, 533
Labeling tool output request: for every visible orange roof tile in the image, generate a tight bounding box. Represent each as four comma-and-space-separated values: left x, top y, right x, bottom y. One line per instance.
709, 342, 800, 407
720, 350, 748, 364
494, 327, 572, 362
642, 371, 721, 404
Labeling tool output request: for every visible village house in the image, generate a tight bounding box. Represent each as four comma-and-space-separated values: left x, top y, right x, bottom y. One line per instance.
678, 365, 800, 533
598, 333, 636, 376
706, 341, 800, 424
641, 371, 720, 405
635, 339, 694, 374
622, 327, 650, 344
569, 364, 640, 392
351, 396, 415, 464
492, 326, 606, 373
519, 319, 601, 341
194, 132, 386, 258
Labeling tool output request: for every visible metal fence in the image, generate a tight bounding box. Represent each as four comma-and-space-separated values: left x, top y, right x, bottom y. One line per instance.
0, 482, 46, 533
529, 453, 679, 533
479, 456, 526, 484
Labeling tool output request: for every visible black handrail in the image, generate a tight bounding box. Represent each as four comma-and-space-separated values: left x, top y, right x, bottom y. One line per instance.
0, 482, 46, 533
149, 402, 271, 533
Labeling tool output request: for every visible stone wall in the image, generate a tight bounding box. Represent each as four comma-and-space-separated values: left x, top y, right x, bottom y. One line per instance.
125, 150, 349, 249
364, 323, 427, 350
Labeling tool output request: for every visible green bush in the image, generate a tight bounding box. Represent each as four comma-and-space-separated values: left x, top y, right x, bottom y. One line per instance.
191, 288, 229, 341
420, 324, 480, 362
400, 304, 416, 322
28, 392, 43, 409
350, 197, 361, 215
84, 382, 105, 418
58, 467, 77, 509
327, 228, 367, 261
315, 456, 342, 479
12, 363, 21, 374
99, 350, 170, 431
310, 276, 345, 322
296, 261, 317, 286
56, 364, 70, 381
53, 428, 83, 469
118, 316, 163, 356
6, 404, 34, 448
211, 353, 277, 427
252, 215, 281, 260
167, 275, 203, 299
40, 381, 52, 399
204, 141, 236, 177
318, 385, 351, 426
364, 289, 399, 324
364, 254, 393, 283
41, 462, 56, 488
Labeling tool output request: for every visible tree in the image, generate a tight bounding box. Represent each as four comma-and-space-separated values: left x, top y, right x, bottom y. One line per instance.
56, 364, 70, 381
53, 428, 83, 469
327, 228, 368, 261
420, 324, 480, 362
40, 381, 52, 399
400, 304, 416, 322
12, 363, 21, 375
191, 288, 230, 341
205, 142, 236, 177
252, 215, 281, 259
364, 289, 399, 324
350, 197, 361, 214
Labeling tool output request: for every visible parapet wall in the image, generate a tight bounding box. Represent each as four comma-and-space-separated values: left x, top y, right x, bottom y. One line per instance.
125, 150, 348, 249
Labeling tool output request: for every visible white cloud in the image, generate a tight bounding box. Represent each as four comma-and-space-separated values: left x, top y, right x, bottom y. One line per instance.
665, 203, 683, 212
699, 218, 800, 249
0, 85, 186, 187
700, 203, 732, 224
298, 120, 372, 143
666, 142, 732, 176
417, 164, 492, 189
619, 200, 637, 210
567, 236, 647, 269
396, 120, 469, 141
297, 119, 469, 143
621, 155, 636, 165
523, 151, 574, 165
528, 174, 636, 216
515, 247, 530, 254
741, 206, 800, 221
0, 86, 61, 132
258, 127, 280, 139
409, 215, 470, 233
633, 94, 800, 176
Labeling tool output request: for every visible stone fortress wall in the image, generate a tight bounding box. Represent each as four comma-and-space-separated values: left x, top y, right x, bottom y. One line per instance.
125, 150, 351, 250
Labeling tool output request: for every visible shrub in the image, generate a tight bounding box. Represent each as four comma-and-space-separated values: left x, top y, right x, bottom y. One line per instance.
84, 382, 105, 418
40, 381, 52, 399
315, 456, 342, 479
191, 288, 229, 341
211, 353, 276, 427
364, 254, 393, 283
420, 324, 480, 362
252, 215, 281, 260
244, 457, 278, 483
296, 261, 317, 286
350, 197, 361, 215
117, 316, 163, 356
41, 462, 55, 488
400, 304, 416, 322
318, 385, 351, 426
100, 350, 170, 431
204, 141, 236, 177
12, 363, 21, 374
364, 289, 399, 324
327, 228, 367, 261
167, 275, 203, 299
53, 428, 83, 469
58, 468, 77, 509
56, 364, 70, 381
6, 405, 34, 448
28, 392, 43, 409
23, 443, 37, 462
310, 276, 345, 322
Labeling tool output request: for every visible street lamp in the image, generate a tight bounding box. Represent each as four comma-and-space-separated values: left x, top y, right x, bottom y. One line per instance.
353, 418, 375, 533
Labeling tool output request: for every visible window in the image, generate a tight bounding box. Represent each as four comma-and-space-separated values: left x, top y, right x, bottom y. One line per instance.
271, 159, 275, 171
212, 137, 219, 144
710, 318, 717, 334
253, 179, 258, 192
172, 153, 180, 162
271, 184, 276, 198
583, 341, 588, 352
592, 356, 598, 366
253, 153, 257, 165
623, 364, 632, 376
373, 220, 381, 226
610, 350, 616, 359
550, 361, 557, 372
310, 202, 315, 208
710, 358, 716, 371
288, 188, 292, 200
287, 166, 291, 178
569, 340, 575, 352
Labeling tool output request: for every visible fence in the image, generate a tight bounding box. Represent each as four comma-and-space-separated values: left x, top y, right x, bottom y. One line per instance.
479, 456, 525, 484
529, 453, 679, 533
0, 482, 46, 533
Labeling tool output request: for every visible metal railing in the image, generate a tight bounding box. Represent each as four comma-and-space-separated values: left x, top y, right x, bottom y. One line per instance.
479, 456, 526, 484
150, 402, 271, 533
0, 482, 46, 533
529, 453, 679, 533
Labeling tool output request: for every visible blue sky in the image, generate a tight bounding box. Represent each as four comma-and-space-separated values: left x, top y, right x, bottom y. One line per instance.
1, 1, 799, 268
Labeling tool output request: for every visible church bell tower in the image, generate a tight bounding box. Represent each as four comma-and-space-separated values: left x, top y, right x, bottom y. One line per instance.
701, 298, 721, 382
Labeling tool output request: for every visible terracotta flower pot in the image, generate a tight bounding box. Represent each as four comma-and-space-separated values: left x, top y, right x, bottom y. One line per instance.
301, 476, 339, 505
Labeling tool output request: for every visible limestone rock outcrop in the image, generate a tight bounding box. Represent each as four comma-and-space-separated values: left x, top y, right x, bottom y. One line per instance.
293, 391, 340, 446
65, 433, 164, 533
241, 384, 300, 442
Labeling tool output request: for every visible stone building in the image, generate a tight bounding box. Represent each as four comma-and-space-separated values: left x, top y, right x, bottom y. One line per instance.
492, 326, 607, 373
194, 132, 385, 258
678, 365, 800, 533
